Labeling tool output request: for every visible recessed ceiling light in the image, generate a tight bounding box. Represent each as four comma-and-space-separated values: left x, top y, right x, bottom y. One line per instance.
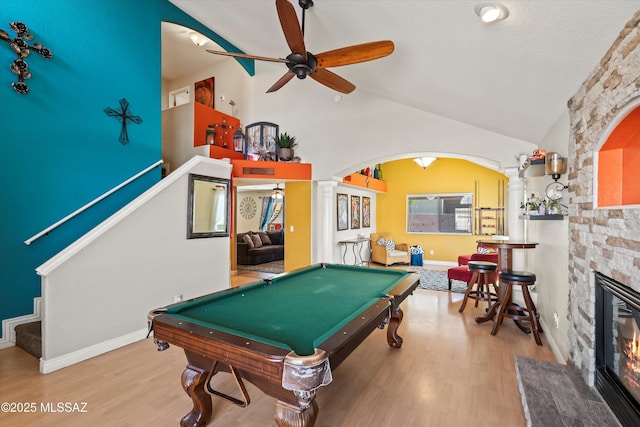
189, 32, 208, 47
474, 3, 509, 23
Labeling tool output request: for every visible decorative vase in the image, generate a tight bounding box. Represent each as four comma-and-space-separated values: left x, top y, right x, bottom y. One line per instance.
279, 147, 293, 161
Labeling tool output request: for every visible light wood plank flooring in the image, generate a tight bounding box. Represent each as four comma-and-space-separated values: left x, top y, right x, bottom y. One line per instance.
0, 268, 556, 426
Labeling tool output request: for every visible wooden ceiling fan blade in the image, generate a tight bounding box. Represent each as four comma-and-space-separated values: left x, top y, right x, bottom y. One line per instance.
276, 0, 307, 59
310, 68, 355, 94
316, 40, 394, 68
206, 49, 289, 64
266, 72, 296, 93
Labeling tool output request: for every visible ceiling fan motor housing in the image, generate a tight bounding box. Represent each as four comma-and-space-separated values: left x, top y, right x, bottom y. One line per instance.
286, 52, 317, 79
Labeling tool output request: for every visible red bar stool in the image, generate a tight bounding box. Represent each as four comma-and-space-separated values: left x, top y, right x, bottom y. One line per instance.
491, 270, 543, 346
458, 261, 498, 313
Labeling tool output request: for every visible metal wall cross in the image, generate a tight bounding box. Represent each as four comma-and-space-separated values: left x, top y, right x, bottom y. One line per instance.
104, 98, 143, 145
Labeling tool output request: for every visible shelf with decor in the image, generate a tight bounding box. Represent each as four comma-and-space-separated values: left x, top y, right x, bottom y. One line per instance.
519, 158, 546, 178
475, 207, 504, 236
342, 173, 387, 193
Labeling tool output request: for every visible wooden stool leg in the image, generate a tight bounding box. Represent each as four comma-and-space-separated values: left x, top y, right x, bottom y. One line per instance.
474, 280, 481, 307
521, 285, 543, 346
459, 271, 479, 313
482, 272, 495, 312
491, 282, 512, 336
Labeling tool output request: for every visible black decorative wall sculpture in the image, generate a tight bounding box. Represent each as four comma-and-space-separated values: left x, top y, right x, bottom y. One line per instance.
0, 22, 53, 94
104, 98, 143, 145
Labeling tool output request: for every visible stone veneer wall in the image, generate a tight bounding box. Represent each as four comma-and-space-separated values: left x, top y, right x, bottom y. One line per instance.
567, 10, 640, 385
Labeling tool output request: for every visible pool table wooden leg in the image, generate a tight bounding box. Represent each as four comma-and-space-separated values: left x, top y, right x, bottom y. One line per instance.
274, 399, 318, 427
387, 307, 404, 348
180, 351, 215, 427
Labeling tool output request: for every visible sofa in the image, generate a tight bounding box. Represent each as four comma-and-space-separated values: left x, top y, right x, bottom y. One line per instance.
237, 230, 284, 265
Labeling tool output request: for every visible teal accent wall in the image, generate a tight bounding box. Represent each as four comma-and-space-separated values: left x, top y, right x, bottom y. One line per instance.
0, 0, 252, 337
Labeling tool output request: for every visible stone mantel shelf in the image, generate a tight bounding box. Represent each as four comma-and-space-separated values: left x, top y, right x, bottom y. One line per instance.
519, 214, 566, 220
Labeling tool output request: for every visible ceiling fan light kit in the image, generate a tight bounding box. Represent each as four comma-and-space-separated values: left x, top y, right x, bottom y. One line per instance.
206, 0, 394, 94
474, 3, 509, 23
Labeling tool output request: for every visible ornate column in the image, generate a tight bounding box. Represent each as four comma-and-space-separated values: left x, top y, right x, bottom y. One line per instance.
314, 181, 338, 264
504, 168, 526, 269
504, 167, 528, 305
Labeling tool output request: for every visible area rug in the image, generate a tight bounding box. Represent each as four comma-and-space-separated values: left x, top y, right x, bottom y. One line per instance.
417, 269, 467, 293
515, 356, 620, 427
237, 260, 284, 274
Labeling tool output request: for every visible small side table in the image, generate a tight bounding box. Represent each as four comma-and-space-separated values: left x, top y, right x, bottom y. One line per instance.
338, 238, 371, 266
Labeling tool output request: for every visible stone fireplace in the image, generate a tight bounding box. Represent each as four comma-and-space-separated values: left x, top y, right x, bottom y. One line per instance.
567, 10, 640, 426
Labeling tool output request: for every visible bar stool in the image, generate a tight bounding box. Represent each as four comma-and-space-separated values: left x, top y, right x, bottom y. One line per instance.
491, 270, 542, 346
458, 261, 498, 313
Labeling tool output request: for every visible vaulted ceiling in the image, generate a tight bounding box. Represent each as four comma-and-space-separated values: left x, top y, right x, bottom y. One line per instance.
165, 0, 639, 145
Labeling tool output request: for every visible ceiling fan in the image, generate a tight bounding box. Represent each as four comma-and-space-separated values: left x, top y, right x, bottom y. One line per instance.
206, 0, 394, 94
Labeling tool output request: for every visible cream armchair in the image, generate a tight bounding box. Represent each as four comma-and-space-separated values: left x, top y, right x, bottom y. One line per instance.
370, 232, 411, 266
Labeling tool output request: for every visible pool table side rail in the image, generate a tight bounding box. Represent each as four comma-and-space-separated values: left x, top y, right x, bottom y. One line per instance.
385, 272, 421, 308
317, 300, 391, 369
152, 315, 289, 384
317, 272, 420, 368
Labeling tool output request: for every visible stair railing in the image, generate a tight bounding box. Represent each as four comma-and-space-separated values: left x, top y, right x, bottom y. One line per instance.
24, 160, 163, 245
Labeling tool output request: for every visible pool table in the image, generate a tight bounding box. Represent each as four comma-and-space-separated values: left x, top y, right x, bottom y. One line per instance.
149, 263, 419, 427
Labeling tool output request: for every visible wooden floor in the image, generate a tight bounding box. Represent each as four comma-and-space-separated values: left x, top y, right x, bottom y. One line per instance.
0, 268, 557, 427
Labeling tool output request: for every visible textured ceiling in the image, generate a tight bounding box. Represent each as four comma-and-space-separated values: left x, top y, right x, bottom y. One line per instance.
165, 0, 639, 144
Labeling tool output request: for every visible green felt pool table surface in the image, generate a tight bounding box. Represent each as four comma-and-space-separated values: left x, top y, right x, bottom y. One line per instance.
165, 263, 413, 356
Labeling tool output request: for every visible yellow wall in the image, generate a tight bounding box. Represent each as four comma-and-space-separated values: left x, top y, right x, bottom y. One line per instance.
284, 181, 312, 271
376, 158, 507, 263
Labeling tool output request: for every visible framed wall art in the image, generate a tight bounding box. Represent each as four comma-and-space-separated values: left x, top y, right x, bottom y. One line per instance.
337, 193, 348, 231
245, 122, 279, 160
351, 195, 361, 229
194, 77, 214, 109
362, 196, 370, 228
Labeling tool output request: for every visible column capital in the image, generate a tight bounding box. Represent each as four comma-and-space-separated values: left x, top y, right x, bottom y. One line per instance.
316, 180, 338, 198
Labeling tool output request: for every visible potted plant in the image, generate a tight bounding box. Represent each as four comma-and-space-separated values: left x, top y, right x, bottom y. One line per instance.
274, 132, 298, 161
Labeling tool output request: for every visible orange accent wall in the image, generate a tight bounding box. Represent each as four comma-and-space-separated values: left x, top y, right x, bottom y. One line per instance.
598, 107, 640, 206
193, 102, 239, 149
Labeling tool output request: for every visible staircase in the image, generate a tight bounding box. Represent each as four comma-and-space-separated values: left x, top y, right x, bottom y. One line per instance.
15, 321, 41, 359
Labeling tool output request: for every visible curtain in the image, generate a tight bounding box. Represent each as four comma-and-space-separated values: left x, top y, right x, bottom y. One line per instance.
210, 187, 226, 231
259, 196, 274, 231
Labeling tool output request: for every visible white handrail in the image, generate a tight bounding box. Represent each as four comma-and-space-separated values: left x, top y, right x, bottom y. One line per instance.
25, 160, 163, 245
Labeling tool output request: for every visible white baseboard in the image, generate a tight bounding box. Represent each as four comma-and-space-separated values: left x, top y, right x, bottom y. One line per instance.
0, 297, 42, 350
422, 260, 457, 267
40, 328, 148, 374
539, 317, 566, 364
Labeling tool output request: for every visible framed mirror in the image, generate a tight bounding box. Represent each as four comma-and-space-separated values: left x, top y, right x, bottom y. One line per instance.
187, 174, 230, 239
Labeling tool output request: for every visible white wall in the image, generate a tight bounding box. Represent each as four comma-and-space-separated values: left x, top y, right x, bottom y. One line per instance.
235, 190, 270, 233
522, 110, 571, 362
243, 62, 539, 181
331, 184, 377, 265
37, 157, 232, 373
162, 102, 210, 174
165, 58, 538, 180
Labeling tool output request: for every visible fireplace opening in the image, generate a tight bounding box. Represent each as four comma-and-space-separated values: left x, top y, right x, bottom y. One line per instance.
595, 271, 640, 426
